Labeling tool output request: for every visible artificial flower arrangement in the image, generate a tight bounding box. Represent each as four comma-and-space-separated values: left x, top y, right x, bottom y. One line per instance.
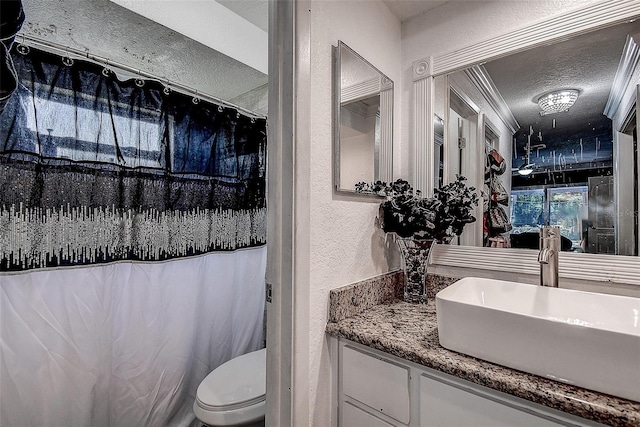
355, 175, 479, 242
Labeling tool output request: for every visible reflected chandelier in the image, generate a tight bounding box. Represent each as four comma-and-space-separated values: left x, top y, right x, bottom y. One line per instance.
537, 89, 579, 116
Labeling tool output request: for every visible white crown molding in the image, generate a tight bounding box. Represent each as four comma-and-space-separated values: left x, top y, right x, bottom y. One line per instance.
604, 34, 640, 119
411, 56, 434, 195
412, 57, 432, 81
413, 75, 434, 196
381, 76, 393, 92
431, 0, 640, 76
341, 77, 381, 104
379, 87, 393, 183
464, 65, 520, 134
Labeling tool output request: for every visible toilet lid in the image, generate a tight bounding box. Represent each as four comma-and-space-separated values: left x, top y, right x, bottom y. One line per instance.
196, 348, 266, 411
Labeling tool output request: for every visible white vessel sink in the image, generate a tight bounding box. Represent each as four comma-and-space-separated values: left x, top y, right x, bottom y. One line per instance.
436, 277, 640, 402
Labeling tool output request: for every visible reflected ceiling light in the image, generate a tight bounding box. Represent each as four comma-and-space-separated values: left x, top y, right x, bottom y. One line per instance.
537, 89, 579, 116
518, 163, 534, 176
516, 134, 541, 176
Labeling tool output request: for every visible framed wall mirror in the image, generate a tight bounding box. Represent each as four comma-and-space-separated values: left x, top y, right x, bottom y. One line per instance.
434, 19, 640, 256
333, 41, 393, 193
412, 3, 640, 286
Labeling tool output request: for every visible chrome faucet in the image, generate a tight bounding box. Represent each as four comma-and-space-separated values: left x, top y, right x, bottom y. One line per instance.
538, 226, 560, 287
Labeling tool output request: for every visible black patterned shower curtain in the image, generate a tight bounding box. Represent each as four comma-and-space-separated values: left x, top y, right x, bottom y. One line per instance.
0, 46, 267, 271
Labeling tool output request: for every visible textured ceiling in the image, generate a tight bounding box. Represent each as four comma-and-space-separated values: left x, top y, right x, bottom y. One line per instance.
382, 0, 450, 22
483, 20, 640, 136
20, 0, 268, 104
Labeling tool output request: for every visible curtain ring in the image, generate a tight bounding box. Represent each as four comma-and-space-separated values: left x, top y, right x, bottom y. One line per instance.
134, 70, 145, 87
192, 96, 200, 105
217, 105, 224, 113
16, 35, 30, 55
102, 59, 112, 77
62, 56, 74, 67
250, 117, 255, 124
16, 43, 30, 55
16, 36, 30, 55
236, 112, 240, 119
163, 81, 171, 95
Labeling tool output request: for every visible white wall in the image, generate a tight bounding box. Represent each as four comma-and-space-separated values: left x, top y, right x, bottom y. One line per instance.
340, 120, 377, 189
401, 0, 600, 71
297, 1, 402, 425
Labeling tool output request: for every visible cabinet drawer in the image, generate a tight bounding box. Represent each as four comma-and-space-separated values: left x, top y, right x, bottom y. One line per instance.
420, 373, 589, 427
342, 345, 410, 424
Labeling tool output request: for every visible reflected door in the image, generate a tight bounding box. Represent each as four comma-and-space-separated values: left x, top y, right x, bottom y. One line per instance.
587, 176, 615, 254
448, 89, 481, 247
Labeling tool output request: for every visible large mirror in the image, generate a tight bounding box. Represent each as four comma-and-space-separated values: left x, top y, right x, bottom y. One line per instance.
333, 41, 393, 193
432, 19, 640, 257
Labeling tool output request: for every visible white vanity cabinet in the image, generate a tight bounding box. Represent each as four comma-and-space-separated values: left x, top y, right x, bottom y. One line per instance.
339, 342, 411, 426
331, 338, 606, 427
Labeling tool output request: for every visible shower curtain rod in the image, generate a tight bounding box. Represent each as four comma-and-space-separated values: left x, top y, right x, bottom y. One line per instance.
15, 33, 267, 120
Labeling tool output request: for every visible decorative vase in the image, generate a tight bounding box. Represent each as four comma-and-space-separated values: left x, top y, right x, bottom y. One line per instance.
396, 237, 435, 304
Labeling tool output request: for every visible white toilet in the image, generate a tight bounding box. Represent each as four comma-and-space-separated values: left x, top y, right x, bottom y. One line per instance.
193, 348, 266, 427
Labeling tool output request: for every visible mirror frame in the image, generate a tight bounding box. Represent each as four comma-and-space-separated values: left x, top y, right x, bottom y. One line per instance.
411, 0, 640, 287
333, 40, 393, 194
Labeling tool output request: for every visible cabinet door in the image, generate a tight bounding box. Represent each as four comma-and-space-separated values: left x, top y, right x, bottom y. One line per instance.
420, 373, 584, 427
342, 401, 397, 427
342, 345, 410, 424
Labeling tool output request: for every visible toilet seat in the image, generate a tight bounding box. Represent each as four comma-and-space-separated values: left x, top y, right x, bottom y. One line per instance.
194, 348, 266, 426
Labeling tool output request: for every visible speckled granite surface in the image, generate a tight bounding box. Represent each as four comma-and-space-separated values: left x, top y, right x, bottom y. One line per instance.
425, 273, 458, 299
328, 271, 458, 322
328, 270, 404, 322
326, 299, 640, 427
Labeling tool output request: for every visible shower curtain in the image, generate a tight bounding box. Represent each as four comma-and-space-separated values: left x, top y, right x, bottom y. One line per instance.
0, 44, 267, 426
1, 249, 266, 426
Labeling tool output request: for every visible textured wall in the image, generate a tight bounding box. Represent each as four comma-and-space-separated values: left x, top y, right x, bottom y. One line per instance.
302, 1, 402, 425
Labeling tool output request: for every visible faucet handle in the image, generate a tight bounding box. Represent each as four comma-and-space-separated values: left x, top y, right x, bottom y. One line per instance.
538, 248, 550, 264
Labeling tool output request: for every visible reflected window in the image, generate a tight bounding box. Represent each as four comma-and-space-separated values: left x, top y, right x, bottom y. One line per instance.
510, 186, 588, 251
548, 187, 588, 248
510, 189, 544, 232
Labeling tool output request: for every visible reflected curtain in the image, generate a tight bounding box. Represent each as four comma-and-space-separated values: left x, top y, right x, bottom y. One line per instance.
0, 47, 266, 271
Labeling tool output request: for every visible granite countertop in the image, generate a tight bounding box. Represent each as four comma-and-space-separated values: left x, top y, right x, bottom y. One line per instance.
326, 288, 640, 427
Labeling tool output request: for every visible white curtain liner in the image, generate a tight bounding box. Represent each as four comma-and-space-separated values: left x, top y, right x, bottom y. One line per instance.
1, 246, 266, 427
